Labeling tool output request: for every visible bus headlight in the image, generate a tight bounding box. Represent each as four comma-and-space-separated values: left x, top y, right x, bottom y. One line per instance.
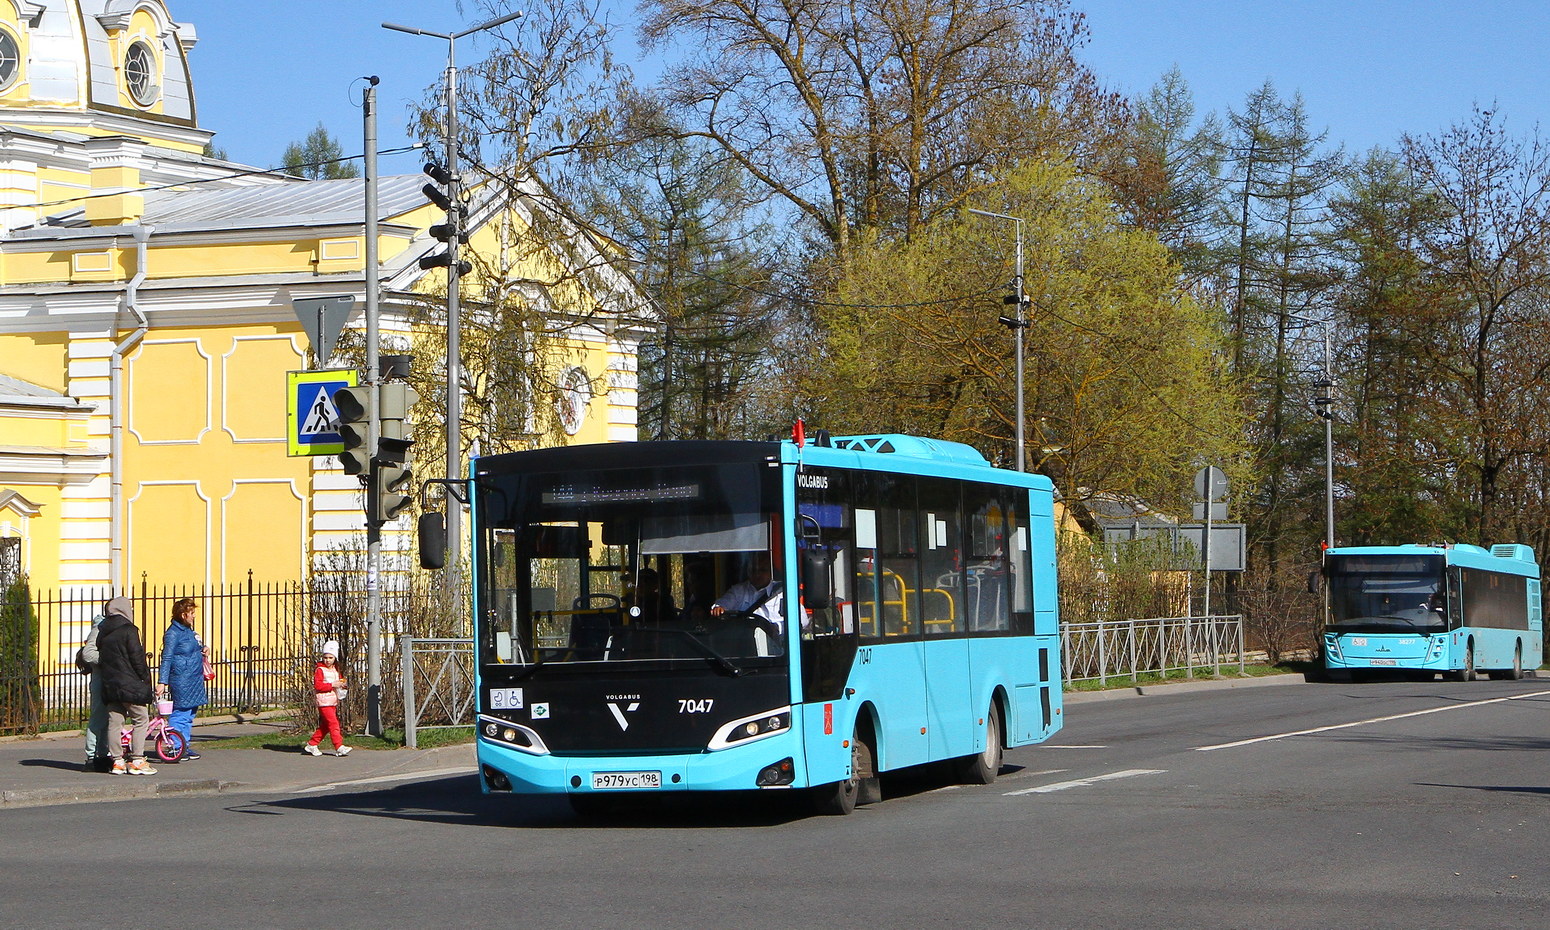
478, 714, 550, 755
708, 707, 791, 751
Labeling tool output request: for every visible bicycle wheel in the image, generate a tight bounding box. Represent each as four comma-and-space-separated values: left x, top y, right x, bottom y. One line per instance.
157, 727, 187, 762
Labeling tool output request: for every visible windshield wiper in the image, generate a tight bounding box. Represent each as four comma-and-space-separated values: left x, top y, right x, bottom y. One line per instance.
656, 628, 744, 677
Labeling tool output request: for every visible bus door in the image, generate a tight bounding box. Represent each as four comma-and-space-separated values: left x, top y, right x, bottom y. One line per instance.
852, 477, 930, 769
920, 480, 972, 759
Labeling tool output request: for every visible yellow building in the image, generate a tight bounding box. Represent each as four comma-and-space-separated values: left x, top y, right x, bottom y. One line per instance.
0, 0, 650, 599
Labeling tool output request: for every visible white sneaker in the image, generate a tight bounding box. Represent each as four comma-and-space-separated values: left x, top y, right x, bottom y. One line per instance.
127, 759, 157, 776
303, 744, 322, 756
335, 745, 352, 756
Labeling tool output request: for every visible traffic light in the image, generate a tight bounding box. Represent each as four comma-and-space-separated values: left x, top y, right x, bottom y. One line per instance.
369, 381, 420, 523
334, 385, 372, 476
419, 162, 472, 276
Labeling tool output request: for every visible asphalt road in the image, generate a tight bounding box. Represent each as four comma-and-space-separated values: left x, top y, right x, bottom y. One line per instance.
5, 676, 1548, 930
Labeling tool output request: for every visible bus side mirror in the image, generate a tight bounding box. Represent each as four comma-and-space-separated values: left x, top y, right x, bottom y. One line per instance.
801, 549, 833, 609
419, 512, 447, 570
1307, 571, 1320, 595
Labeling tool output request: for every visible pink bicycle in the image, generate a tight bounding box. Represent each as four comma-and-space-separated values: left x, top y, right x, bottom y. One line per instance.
119, 700, 187, 762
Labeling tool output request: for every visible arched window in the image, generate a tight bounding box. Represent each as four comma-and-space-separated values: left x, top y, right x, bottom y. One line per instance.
124, 39, 157, 106
0, 27, 20, 93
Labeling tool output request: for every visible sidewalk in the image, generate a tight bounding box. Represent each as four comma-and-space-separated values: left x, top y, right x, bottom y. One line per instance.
0, 716, 475, 809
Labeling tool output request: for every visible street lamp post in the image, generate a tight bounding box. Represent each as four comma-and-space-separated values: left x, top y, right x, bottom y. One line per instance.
384, 10, 522, 578
1285, 311, 1337, 547
967, 208, 1028, 472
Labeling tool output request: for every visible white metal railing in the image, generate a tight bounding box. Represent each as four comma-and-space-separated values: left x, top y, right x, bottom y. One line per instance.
401, 637, 476, 748
1061, 615, 1245, 687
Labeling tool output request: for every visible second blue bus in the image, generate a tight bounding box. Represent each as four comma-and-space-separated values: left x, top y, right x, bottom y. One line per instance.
1321, 543, 1542, 681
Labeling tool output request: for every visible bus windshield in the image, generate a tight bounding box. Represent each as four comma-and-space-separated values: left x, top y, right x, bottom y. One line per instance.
476, 459, 786, 669
1325, 554, 1447, 633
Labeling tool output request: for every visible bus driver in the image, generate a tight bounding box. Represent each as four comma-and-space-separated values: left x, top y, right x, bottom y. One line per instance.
710, 553, 785, 655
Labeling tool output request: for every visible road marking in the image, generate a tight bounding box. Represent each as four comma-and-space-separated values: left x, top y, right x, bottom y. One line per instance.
282, 766, 476, 794
999, 767, 1069, 781
1043, 744, 1109, 749
1004, 768, 1165, 795
1195, 688, 1550, 752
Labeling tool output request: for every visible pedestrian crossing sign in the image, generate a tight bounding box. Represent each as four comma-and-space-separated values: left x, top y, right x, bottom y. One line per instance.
286, 369, 359, 457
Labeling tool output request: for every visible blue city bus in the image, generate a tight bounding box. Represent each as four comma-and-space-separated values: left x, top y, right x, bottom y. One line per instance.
453, 433, 1063, 814
1321, 543, 1542, 681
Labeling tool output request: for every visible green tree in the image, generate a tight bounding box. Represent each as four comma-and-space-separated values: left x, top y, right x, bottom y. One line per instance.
0, 574, 39, 731
1398, 107, 1550, 548
1326, 149, 1464, 545
578, 134, 780, 440
808, 159, 1247, 510
1116, 67, 1226, 285
281, 122, 358, 179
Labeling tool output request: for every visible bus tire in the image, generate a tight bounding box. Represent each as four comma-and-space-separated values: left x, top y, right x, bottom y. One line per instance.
1503, 643, 1524, 680
815, 728, 878, 816
953, 703, 1004, 785
1450, 643, 1477, 682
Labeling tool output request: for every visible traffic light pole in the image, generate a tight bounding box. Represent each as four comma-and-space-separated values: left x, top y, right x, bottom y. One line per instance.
363, 77, 384, 737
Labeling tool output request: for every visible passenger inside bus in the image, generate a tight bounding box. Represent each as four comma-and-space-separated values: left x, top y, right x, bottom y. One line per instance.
623, 568, 676, 626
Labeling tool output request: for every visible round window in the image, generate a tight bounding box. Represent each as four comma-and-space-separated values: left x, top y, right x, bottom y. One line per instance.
0, 28, 19, 93
556, 368, 592, 436
124, 40, 157, 106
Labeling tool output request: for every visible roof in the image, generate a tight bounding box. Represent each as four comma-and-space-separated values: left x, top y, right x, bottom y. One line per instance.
0, 373, 65, 399
31, 175, 431, 233
140, 175, 430, 228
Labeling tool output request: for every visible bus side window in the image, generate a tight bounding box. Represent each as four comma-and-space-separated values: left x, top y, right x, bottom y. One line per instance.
877, 477, 919, 637
855, 506, 881, 639
965, 484, 1011, 633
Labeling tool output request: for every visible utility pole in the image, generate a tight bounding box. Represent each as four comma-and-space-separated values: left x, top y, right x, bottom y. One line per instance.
362, 75, 384, 737
384, 10, 522, 583
967, 208, 1028, 471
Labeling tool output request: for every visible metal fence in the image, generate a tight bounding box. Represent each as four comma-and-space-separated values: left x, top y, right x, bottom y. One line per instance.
0, 573, 407, 736
1062, 615, 1245, 687
401, 637, 476, 748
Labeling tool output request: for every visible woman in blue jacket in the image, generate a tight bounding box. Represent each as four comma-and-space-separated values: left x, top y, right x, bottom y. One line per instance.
156, 597, 209, 760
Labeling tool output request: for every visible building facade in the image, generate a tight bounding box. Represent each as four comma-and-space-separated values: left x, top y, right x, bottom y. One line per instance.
0, 0, 649, 602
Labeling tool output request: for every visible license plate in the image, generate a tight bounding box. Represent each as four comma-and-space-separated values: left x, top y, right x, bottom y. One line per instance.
1370, 658, 1397, 666
591, 771, 661, 790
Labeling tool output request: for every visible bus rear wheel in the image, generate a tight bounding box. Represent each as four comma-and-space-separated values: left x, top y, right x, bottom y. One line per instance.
953, 703, 1003, 785
1491, 643, 1524, 681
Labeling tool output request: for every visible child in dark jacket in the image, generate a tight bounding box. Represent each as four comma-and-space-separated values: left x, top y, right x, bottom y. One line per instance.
303, 640, 351, 757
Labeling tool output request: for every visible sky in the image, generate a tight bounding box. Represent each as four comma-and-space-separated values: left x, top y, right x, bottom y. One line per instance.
189, 1, 1550, 172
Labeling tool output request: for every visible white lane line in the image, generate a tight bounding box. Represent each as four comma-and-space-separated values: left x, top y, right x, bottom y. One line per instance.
1004, 768, 1165, 796
1195, 688, 1550, 752
284, 766, 476, 794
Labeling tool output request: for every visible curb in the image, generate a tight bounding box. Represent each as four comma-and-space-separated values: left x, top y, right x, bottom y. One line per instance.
1064, 672, 1307, 704
1, 778, 243, 809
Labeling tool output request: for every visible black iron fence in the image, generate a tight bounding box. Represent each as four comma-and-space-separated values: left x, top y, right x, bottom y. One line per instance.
0, 572, 418, 737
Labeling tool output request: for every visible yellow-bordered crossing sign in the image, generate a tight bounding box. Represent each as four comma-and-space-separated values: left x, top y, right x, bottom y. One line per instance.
286, 369, 359, 457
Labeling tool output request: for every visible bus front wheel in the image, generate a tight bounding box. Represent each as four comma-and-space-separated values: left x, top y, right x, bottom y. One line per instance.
1450, 643, 1477, 682
815, 728, 878, 816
